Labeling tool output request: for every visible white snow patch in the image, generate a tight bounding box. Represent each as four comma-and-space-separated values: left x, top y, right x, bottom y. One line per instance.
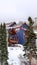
7, 44, 24, 65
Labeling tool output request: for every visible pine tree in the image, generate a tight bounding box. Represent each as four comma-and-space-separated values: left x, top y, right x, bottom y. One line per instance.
23, 17, 36, 57
2, 23, 8, 65
0, 23, 8, 65
0, 25, 2, 62
0, 26, 1, 50
1, 23, 3, 65
27, 17, 36, 49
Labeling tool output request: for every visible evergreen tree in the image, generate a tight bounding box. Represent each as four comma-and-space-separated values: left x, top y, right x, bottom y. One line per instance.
0, 23, 8, 65
24, 17, 36, 48
27, 17, 36, 49
2, 23, 8, 65
0, 26, 1, 50
23, 17, 36, 57
1, 23, 3, 65
0, 25, 2, 62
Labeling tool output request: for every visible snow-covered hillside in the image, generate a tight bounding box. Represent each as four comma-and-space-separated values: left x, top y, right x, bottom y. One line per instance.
7, 44, 24, 65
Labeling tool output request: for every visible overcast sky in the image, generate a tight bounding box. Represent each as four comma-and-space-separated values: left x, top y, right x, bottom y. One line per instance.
0, 0, 37, 23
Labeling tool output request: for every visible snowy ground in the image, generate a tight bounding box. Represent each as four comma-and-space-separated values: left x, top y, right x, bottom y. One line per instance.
7, 44, 37, 65
7, 44, 25, 65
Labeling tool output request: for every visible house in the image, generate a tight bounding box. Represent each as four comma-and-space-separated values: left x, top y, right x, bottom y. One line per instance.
8, 22, 28, 46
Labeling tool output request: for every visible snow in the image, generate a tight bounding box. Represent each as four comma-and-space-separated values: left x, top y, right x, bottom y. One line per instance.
7, 44, 24, 65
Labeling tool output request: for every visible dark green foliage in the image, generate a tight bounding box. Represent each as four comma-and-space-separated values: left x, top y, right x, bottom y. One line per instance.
28, 16, 34, 26
0, 23, 8, 65
5, 60, 8, 65
27, 17, 36, 48
23, 17, 36, 57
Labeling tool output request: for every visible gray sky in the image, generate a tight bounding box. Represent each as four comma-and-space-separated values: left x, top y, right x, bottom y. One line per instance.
0, 0, 37, 23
